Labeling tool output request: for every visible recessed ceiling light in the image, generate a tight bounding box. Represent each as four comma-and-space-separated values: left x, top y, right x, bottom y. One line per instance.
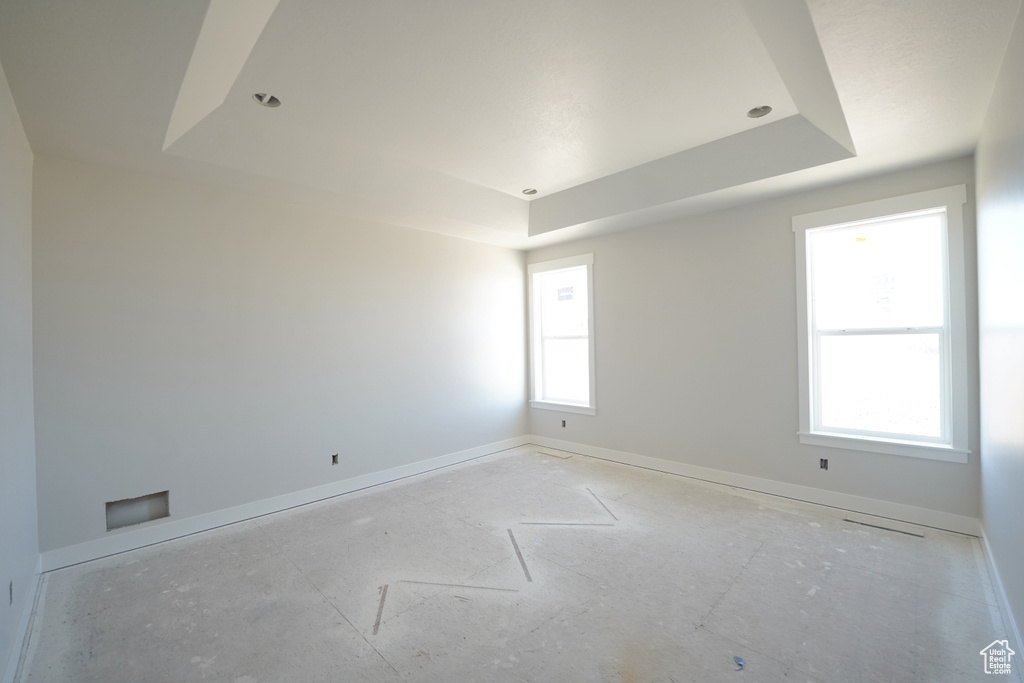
522, 188, 538, 195
747, 105, 772, 118
253, 93, 281, 108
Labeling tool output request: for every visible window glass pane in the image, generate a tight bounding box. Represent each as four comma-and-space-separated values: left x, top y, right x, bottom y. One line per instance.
818, 333, 940, 437
542, 338, 589, 403
538, 267, 588, 339
810, 213, 944, 330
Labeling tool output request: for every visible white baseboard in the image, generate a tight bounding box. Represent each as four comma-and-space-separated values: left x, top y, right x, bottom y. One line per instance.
528, 436, 982, 536
20, 432, 998, 680
2, 555, 42, 683
37, 432, 983, 571
40, 437, 530, 572
981, 528, 1023, 654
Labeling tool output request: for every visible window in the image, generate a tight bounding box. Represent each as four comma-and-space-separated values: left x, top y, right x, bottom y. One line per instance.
528, 254, 596, 414
793, 185, 969, 462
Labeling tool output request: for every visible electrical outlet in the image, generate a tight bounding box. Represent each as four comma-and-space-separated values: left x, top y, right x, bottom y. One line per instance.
331, 454, 339, 465
561, 420, 566, 428
820, 458, 829, 470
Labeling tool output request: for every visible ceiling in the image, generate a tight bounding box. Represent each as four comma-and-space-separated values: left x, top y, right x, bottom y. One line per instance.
0, 0, 1019, 249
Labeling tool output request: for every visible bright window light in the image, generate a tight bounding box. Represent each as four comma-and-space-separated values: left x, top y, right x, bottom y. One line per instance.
809, 211, 946, 440
528, 254, 595, 414
793, 185, 969, 462
819, 331, 942, 436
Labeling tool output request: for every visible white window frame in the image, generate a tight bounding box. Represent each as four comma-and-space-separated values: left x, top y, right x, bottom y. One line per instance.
528, 254, 596, 415
793, 185, 969, 463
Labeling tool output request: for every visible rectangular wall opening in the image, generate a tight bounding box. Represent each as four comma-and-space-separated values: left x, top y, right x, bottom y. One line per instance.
106, 491, 170, 531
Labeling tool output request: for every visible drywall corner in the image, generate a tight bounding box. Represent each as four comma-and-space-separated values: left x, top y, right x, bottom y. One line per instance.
0, 53, 39, 683
976, 1, 1024, 660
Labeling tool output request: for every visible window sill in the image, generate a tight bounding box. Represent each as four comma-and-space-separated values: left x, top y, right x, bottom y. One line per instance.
530, 400, 596, 416
798, 431, 969, 463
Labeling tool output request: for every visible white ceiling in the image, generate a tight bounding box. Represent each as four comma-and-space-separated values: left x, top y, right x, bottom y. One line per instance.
0, 0, 1019, 249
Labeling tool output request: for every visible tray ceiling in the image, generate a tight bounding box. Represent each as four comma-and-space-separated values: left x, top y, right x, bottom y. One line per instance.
0, 0, 1018, 247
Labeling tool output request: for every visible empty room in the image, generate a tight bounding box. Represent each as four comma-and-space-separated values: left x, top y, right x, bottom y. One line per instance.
2, 0, 1023, 681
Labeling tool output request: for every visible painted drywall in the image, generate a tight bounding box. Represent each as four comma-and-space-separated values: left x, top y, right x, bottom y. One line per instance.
976, 6, 1024, 648
0, 58, 38, 680
527, 157, 981, 520
32, 156, 527, 553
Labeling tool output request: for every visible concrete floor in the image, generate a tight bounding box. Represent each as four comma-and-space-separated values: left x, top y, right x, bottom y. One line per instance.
15, 447, 1019, 682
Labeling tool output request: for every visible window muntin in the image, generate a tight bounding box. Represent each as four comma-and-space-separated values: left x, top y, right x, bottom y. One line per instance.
793, 185, 969, 462
528, 254, 595, 414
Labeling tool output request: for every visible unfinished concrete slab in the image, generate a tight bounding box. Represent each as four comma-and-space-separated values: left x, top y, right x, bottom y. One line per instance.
15, 447, 1019, 682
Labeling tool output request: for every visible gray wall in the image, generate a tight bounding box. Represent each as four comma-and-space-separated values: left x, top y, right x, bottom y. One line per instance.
32, 156, 527, 553
528, 157, 980, 519
0, 60, 38, 677
976, 7, 1024, 647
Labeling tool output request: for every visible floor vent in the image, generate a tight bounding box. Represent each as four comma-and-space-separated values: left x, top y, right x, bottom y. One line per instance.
537, 448, 573, 459
106, 491, 170, 531
844, 518, 924, 537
